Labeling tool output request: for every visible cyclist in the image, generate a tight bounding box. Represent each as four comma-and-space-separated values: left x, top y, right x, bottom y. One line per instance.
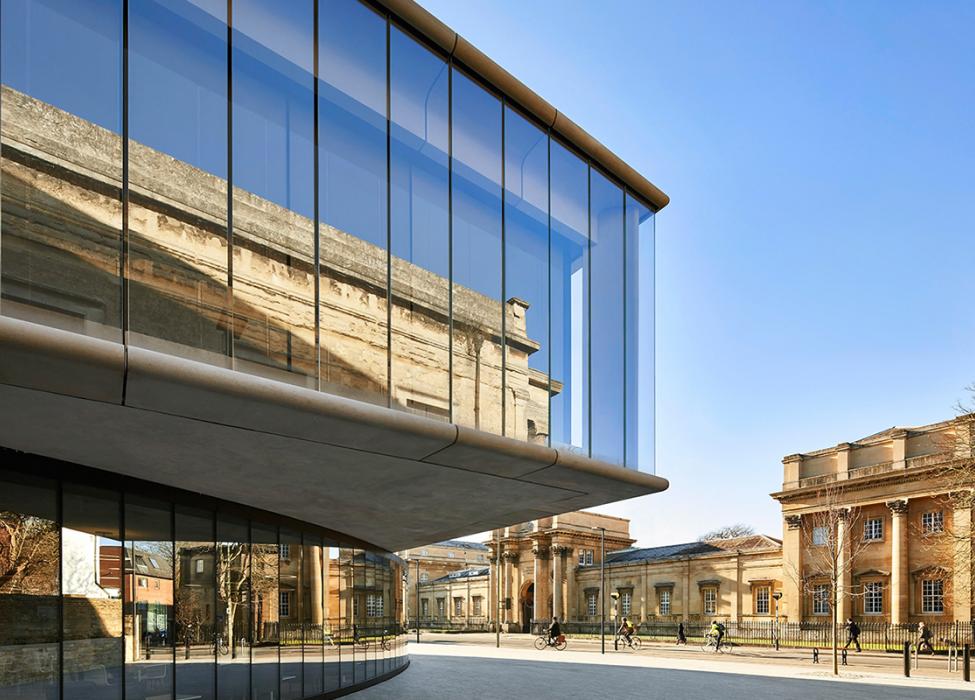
617, 617, 635, 647
708, 620, 726, 651
548, 616, 562, 647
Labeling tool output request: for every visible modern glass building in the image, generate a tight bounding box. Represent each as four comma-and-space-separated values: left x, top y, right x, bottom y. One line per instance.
0, 0, 669, 696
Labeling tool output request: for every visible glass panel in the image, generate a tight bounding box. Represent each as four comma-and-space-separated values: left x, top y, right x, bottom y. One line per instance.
250, 523, 278, 700
279, 529, 301, 699
128, 0, 231, 362
549, 141, 588, 454
318, 0, 389, 405
232, 0, 316, 385
389, 26, 450, 421
175, 506, 215, 700
451, 70, 503, 434
503, 108, 549, 442
302, 534, 324, 696
216, 516, 250, 700
338, 547, 354, 687
625, 194, 654, 471
0, 0, 122, 340
0, 471, 59, 700
124, 496, 173, 700
324, 545, 341, 691
589, 170, 624, 463
62, 483, 123, 700
352, 549, 365, 683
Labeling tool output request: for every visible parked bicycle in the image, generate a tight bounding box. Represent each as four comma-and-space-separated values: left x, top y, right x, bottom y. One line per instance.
534, 634, 567, 651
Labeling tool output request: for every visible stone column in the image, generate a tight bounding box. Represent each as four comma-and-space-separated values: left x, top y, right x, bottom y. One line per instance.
836, 509, 852, 622
322, 552, 332, 631
953, 495, 973, 622
310, 545, 324, 626
782, 515, 802, 621
501, 551, 518, 629
564, 549, 575, 621
888, 499, 909, 624
551, 546, 566, 620
532, 544, 550, 629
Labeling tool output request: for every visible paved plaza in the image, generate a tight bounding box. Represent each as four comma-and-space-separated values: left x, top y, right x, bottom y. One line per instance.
348, 639, 974, 699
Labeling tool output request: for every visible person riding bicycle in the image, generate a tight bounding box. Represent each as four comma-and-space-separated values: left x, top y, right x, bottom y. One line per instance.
617, 617, 635, 647
548, 617, 562, 646
709, 620, 726, 651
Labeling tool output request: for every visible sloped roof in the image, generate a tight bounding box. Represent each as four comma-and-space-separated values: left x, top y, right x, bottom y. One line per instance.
430, 566, 490, 583
435, 539, 490, 551
590, 535, 781, 567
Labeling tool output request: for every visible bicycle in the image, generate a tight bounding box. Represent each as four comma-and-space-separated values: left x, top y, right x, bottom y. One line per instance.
701, 634, 729, 653
534, 634, 567, 651
614, 634, 642, 651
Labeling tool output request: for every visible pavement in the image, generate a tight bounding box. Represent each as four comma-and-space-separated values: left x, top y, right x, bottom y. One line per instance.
345, 634, 975, 698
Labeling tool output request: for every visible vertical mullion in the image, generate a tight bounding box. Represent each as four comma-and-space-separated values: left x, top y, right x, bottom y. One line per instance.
500, 101, 506, 437
586, 166, 592, 458
622, 192, 627, 468
212, 509, 218, 698
546, 132, 552, 448
226, 0, 235, 360
57, 480, 63, 700
385, 15, 392, 408
447, 63, 453, 423
313, 0, 321, 391
121, 0, 129, 365
170, 501, 176, 699
120, 491, 127, 700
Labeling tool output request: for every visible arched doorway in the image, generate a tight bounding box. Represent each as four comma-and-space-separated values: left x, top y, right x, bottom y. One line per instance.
521, 581, 534, 634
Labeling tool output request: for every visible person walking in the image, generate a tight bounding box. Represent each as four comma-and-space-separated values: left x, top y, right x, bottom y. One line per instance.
843, 618, 861, 653
918, 621, 935, 654
676, 621, 687, 646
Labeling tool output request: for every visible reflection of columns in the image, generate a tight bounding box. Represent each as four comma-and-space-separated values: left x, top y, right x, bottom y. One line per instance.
488, 548, 498, 627
782, 515, 802, 621
836, 510, 851, 622
532, 544, 550, 624
564, 548, 575, 621
551, 546, 566, 620
323, 553, 332, 630
310, 545, 324, 625
953, 495, 973, 621
501, 551, 518, 626
888, 500, 909, 624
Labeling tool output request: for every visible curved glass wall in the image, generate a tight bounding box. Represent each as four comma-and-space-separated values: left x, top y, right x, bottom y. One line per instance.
0, 459, 408, 699
0, 0, 657, 471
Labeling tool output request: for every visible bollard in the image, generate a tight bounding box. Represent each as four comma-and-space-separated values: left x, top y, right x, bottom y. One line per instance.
812, 648, 819, 664
841, 649, 847, 666
903, 641, 911, 677
965, 644, 971, 682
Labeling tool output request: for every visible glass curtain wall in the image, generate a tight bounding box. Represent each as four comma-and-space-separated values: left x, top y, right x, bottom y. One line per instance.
318, 0, 389, 405
451, 70, 503, 434
216, 515, 251, 700
175, 506, 216, 700
0, 0, 657, 472
0, 0, 123, 341
232, 0, 316, 386
389, 26, 451, 421
503, 108, 549, 442
128, 0, 230, 362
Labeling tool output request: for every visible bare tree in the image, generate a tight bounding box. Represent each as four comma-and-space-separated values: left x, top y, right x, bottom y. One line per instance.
785, 484, 871, 675
0, 513, 58, 594
175, 584, 208, 659
698, 524, 756, 541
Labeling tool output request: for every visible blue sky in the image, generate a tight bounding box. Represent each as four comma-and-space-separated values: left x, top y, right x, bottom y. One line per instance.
425, 0, 975, 546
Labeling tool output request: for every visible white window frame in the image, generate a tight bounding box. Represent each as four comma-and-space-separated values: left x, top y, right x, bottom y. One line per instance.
864, 582, 883, 615
659, 589, 671, 616
453, 597, 463, 616
436, 598, 445, 618
620, 591, 632, 616
703, 588, 717, 615
195, 559, 204, 574
472, 596, 482, 616
419, 572, 428, 583
586, 550, 594, 565
420, 598, 429, 617
922, 511, 944, 534
812, 584, 829, 615
279, 590, 290, 618
812, 526, 828, 546
863, 517, 883, 542
587, 592, 598, 616
366, 593, 384, 618
279, 544, 290, 560
755, 586, 770, 615
922, 579, 944, 614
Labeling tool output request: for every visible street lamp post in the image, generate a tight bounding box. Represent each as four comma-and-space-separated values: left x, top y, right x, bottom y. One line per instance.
593, 526, 607, 654
772, 591, 783, 651
496, 527, 501, 649
611, 592, 620, 651
415, 559, 420, 644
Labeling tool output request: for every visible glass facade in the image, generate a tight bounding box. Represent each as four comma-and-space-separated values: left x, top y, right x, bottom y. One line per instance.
0, 456, 407, 699
0, 0, 657, 470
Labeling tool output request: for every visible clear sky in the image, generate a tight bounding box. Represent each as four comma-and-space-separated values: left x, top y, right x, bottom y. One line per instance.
424, 0, 975, 547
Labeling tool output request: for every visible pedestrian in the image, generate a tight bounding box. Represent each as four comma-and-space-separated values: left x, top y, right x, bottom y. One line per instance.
843, 617, 861, 653
676, 621, 687, 646
918, 622, 935, 654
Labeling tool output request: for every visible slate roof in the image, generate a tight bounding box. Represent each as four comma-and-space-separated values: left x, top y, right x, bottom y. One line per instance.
587, 535, 781, 567
430, 566, 490, 583
434, 539, 490, 551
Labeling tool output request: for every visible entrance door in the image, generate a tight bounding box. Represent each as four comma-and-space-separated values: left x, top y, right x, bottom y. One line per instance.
522, 584, 534, 633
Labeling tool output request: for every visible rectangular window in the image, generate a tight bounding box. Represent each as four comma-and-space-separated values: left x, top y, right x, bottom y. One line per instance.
864, 582, 883, 614
279, 544, 290, 560
437, 598, 445, 617
864, 518, 883, 542
756, 586, 770, 615
421, 599, 429, 617
195, 558, 205, 574
813, 584, 830, 615
922, 511, 944, 534
367, 593, 384, 618
922, 579, 944, 613
280, 590, 291, 618
620, 591, 632, 616
703, 588, 717, 615
585, 550, 594, 566
473, 596, 482, 616
812, 526, 828, 546
659, 589, 671, 616
587, 592, 598, 616
454, 597, 463, 616
419, 572, 429, 583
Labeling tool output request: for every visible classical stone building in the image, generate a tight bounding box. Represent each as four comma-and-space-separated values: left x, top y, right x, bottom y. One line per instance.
773, 414, 975, 624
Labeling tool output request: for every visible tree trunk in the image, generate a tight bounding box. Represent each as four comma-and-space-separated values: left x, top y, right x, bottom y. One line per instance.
832, 583, 839, 675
